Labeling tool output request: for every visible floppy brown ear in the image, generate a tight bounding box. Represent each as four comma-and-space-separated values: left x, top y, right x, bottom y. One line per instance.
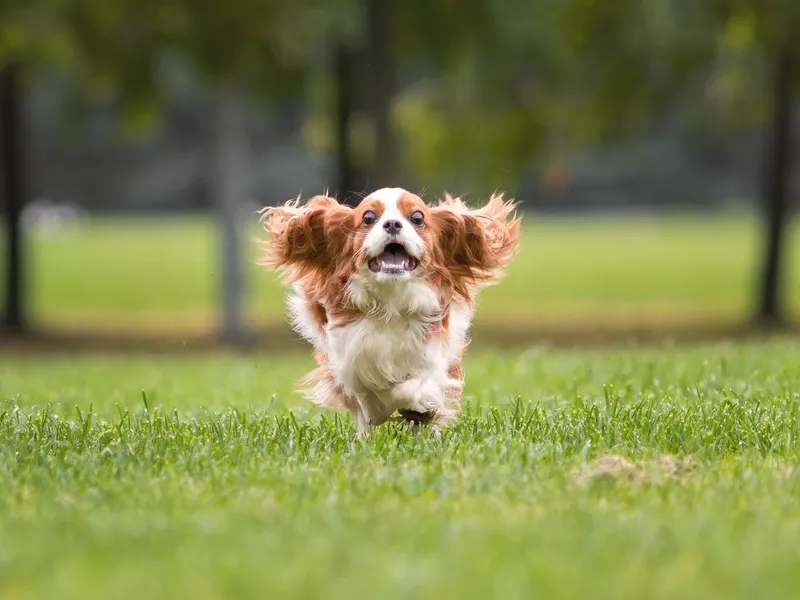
430, 193, 520, 283
260, 195, 354, 277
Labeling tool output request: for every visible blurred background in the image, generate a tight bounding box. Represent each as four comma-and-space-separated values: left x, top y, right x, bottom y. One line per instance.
1, 0, 798, 351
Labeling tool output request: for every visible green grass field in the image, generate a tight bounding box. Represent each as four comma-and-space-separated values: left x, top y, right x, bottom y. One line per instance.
3, 213, 800, 598
3, 342, 800, 599
13, 212, 800, 335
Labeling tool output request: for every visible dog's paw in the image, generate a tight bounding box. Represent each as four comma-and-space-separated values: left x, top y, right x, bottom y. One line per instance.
391, 377, 443, 413
397, 408, 437, 424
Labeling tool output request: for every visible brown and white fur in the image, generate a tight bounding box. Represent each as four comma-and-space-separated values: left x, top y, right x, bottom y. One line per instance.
260, 187, 520, 435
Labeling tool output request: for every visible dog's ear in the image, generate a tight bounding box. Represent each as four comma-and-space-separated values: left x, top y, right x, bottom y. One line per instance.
260, 195, 354, 276
430, 193, 520, 283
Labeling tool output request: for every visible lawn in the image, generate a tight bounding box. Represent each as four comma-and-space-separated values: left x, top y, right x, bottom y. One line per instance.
13, 212, 800, 335
3, 341, 800, 599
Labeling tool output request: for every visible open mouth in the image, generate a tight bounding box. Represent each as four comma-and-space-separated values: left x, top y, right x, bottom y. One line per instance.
368, 243, 419, 274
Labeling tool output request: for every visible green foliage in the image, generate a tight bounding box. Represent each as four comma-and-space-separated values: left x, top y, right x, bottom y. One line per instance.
396, 0, 800, 190
398, 0, 713, 186
1, 0, 356, 132
0, 0, 75, 67
5, 0, 798, 185
3, 342, 800, 598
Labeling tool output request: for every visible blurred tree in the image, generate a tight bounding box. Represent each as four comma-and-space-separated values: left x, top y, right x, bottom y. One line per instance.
310, 0, 397, 203
366, 0, 397, 188
0, 0, 78, 335
738, 4, 798, 324
208, 86, 251, 344
309, 0, 490, 198
759, 44, 795, 324
62, 0, 353, 343
333, 42, 358, 203
0, 0, 164, 336
1, 63, 25, 333
701, 0, 799, 324
157, 0, 359, 343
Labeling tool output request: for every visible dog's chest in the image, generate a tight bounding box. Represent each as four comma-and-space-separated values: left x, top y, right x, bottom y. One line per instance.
328, 316, 431, 393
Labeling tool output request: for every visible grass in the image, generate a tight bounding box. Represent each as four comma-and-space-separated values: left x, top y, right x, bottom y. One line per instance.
13, 212, 800, 335
4, 210, 800, 596
3, 340, 800, 599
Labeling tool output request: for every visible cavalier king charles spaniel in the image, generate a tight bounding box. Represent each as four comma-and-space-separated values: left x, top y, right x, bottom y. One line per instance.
260, 187, 520, 435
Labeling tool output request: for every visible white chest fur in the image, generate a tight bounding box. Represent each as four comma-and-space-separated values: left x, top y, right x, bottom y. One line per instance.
327, 315, 432, 395
331, 277, 442, 397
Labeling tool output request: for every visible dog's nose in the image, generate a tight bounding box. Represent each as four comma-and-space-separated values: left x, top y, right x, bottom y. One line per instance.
383, 219, 403, 235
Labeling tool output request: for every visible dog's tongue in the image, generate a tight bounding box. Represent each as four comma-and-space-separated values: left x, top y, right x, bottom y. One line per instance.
380, 247, 408, 267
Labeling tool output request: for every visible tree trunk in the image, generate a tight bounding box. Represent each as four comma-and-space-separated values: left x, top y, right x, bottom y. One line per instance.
334, 42, 357, 205
209, 86, 251, 345
757, 46, 795, 325
367, 0, 397, 187
1, 63, 25, 334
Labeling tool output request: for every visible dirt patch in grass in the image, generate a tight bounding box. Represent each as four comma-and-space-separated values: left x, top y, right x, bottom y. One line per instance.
573, 454, 701, 488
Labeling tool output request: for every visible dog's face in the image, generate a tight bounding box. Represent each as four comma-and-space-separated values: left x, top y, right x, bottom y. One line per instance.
357, 188, 429, 282
261, 187, 520, 304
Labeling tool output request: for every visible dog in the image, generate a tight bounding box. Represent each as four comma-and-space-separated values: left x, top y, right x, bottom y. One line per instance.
260, 187, 520, 435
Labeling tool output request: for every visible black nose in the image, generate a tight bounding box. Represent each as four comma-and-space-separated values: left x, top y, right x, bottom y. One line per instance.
383, 219, 403, 235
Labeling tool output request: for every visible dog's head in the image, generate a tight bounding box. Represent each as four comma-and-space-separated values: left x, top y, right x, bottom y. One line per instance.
260, 187, 520, 305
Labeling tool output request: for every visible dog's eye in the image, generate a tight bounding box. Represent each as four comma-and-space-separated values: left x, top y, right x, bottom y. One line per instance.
362, 211, 377, 226
409, 211, 424, 226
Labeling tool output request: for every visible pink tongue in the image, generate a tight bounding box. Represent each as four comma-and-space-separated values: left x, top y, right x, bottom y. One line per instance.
380, 249, 407, 266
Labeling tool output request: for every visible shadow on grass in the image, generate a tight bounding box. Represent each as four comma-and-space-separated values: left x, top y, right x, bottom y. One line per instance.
1, 318, 798, 355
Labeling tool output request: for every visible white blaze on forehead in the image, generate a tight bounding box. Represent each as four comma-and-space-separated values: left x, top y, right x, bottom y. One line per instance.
367, 187, 406, 216
362, 187, 425, 259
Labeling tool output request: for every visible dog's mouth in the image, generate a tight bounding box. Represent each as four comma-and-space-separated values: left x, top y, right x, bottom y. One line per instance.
368, 243, 419, 275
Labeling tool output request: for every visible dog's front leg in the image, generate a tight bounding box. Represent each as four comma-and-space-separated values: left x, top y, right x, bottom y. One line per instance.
390, 377, 442, 413
351, 405, 372, 437
351, 392, 392, 437
390, 372, 462, 428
